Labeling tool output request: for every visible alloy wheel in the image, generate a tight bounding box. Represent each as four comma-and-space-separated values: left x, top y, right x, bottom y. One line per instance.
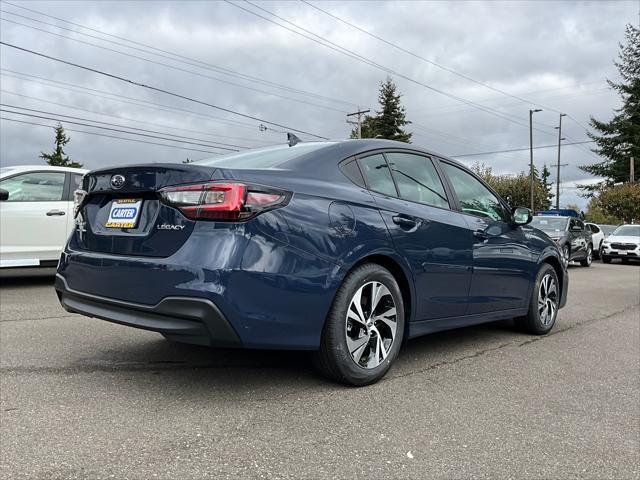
562, 245, 570, 267
586, 246, 593, 265
345, 281, 397, 369
538, 273, 558, 326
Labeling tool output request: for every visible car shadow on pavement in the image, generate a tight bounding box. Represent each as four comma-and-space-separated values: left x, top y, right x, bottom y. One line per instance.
72, 318, 523, 394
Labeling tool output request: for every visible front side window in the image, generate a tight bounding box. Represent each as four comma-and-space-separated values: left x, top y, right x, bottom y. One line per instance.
440, 162, 508, 222
0, 172, 66, 202
358, 154, 397, 197
385, 152, 449, 209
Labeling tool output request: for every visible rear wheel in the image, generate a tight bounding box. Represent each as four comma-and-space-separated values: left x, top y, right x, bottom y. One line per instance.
580, 244, 593, 267
514, 263, 559, 335
312, 263, 405, 386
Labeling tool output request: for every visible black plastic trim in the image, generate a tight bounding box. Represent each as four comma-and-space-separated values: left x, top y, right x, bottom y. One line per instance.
55, 274, 242, 347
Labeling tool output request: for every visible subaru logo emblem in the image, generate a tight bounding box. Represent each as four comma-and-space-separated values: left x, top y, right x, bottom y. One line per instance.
110, 174, 125, 190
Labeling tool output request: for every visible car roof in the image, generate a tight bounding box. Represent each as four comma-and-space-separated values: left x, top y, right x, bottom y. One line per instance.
0, 165, 88, 177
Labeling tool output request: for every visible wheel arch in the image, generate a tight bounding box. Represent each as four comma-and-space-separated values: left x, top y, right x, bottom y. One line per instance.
336, 253, 416, 338
539, 252, 565, 304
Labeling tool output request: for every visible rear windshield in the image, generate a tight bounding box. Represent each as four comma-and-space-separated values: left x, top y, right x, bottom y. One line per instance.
531, 216, 568, 232
612, 225, 640, 237
195, 142, 336, 169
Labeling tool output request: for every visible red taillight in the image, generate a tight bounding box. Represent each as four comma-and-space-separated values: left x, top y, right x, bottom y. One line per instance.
160, 182, 288, 221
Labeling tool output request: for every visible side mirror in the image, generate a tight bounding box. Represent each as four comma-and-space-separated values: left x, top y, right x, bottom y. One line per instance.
0, 189, 8, 201
511, 207, 532, 226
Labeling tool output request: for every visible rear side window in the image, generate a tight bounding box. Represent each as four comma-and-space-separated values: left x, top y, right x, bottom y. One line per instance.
385, 152, 449, 209
588, 224, 600, 234
358, 154, 397, 197
0, 171, 66, 202
340, 160, 365, 188
440, 162, 509, 222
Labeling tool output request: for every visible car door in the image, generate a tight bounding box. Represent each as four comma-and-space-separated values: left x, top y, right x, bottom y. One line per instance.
357, 151, 473, 320
438, 161, 537, 314
0, 170, 71, 267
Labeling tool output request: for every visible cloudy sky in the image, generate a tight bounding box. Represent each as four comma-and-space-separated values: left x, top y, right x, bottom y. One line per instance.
0, 0, 636, 209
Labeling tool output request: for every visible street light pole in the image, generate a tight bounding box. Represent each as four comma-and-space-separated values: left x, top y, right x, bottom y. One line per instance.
529, 109, 542, 211
555, 113, 567, 209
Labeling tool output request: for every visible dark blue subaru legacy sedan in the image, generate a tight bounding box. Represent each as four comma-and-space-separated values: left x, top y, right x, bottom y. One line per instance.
56, 139, 568, 385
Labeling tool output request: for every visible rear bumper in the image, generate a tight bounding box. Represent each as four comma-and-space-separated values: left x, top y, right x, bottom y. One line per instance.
55, 274, 242, 347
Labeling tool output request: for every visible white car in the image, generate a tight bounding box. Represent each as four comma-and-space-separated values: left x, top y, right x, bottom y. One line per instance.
600, 224, 640, 264
0, 165, 87, 269
585, 222, 605, 258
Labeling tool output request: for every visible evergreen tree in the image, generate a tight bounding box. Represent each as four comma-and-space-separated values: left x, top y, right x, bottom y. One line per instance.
580, 24, 640, 193
39, 123, 83, 168
351, 78, 412, 143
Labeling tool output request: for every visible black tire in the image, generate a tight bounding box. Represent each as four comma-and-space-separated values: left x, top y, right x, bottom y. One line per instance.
580, 244, 593, 267
312, 263, 405, 386
514, 263, 560, 335
602, 255, 612, 264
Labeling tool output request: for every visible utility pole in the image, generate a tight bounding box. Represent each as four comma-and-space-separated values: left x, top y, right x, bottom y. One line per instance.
555, 113, 567, 209
529, 109, 542, 211
346, 107, 370, 139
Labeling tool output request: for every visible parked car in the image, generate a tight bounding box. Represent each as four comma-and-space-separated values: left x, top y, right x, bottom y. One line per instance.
55, 140, 568, 386
0, 165, 87, 269
600, 224, 640, 264
585, 222, 605, 258
529, 215, 593, 267
536, 208, 582, 218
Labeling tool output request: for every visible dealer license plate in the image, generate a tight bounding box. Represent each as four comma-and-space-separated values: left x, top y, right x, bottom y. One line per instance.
105, 199, 143, 228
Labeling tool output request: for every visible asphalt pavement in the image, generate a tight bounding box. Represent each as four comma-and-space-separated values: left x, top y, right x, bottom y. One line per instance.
1, 261, 639, 479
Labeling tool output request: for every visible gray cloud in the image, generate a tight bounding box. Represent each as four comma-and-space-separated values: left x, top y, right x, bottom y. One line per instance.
1, 0, 636, 209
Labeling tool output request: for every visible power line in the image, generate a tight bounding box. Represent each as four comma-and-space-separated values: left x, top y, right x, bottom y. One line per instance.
302, 0, 599, 127
0, 41, 330, 140
301, 1, 545, 107
2, 1, 356, 108
0, 104, 250, 150
1, 107, 246, 151
0, 16, 350, 115
0, 117, 224, 155
0, 68, 285, 137
451, 140, 595, 158
227, 0, 559, 138
0, 89, 273, 146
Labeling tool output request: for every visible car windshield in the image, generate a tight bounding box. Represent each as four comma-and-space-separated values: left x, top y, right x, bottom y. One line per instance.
194, 142, 336, 169
612, 225, 640, 237
531, 216, 568, 232
600, 225, 618, 236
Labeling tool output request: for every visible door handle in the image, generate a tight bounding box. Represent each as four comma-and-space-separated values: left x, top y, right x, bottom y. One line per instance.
473, 229, 489, 240
392, 215, 418, 229
46, 209, 66, 216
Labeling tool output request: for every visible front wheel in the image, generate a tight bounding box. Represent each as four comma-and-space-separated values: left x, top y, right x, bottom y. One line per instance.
580, 244, 593, 267
561, 244, 570, 267
514, 264, 560, 335
312, 263, 405, 386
